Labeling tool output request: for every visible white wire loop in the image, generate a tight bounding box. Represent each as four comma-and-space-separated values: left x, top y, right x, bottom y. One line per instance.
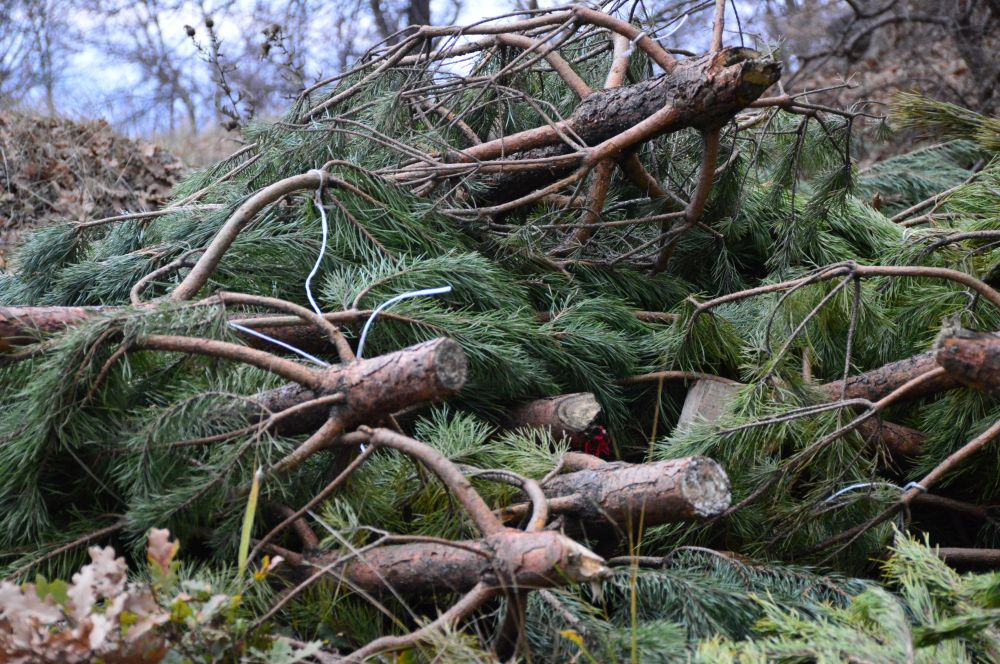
228, 322, 331, 368
823, 481, 901, 504
305, 170, 329, 317
356, 285, 453, 359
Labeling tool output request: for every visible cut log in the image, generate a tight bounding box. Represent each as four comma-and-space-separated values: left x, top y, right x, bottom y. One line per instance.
304, 529, 608, 596
470, 48, 782, 203
935, 328, 1000, 393
507, 393, 602, 447
257, 337, 467, 435
503, 457, 731, 530
820, 351, 957, 402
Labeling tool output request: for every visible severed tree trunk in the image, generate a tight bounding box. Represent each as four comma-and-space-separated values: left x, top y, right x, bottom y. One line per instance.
301, 529, 608, 596
469, 48, 782, 203
935, 328, 1000, 393
257, 337, 467, 435
820, 350, 957, 402
506, 393, 602, 447
503, 457, 730, 531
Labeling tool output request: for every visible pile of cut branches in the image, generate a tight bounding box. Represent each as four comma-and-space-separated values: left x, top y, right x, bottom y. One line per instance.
1, 2, 1000, 661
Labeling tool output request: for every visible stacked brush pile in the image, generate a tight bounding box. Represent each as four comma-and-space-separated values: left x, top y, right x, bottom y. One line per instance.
1, 3, 1000, 661
0, 112, 183, 268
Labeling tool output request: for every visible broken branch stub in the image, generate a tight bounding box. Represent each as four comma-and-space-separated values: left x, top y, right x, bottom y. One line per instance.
308, 529, 608, 596
935, 328, 1000, 393
507, 392, 602, 447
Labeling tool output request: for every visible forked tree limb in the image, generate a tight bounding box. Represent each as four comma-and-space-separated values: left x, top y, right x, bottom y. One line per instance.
458, 47, 780, 204
496, 33, 593, 99
341, 583, 498, 664
305, 528, 608, 597
262, 339, 468, 471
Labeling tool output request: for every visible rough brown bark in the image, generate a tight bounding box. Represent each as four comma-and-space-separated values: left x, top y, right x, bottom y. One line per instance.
820, 351, 957, 402
560, 451, 609, 472
469, 48, 781, 203
935, 547, 1000, 569
935, 328, 1000, 393
853, 417, 925, 458
0, 305, 98, 351
258, 337, 467, 436
306, 529, 608, 596
504, 457, 730, 530
506, 393, 602, 447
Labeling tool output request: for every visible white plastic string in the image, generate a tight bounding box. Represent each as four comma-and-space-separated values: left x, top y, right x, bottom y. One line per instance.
305, 170, 329, 316
228, 322, 331, 367
823, 481, 902, 504
659, 13, 689, 41
356, 285, 453, 359
224, 171, 334, 369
